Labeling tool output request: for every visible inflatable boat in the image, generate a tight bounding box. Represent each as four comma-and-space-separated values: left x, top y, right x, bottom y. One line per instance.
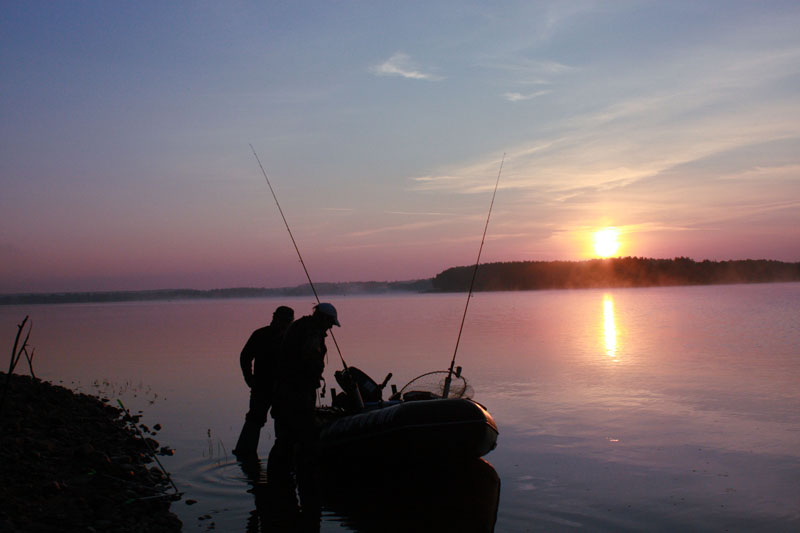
314, 367, 498, 461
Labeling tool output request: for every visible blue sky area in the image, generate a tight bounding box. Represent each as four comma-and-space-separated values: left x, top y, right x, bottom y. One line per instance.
2, 1, 799, 292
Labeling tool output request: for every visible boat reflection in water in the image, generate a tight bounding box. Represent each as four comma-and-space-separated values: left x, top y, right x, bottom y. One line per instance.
238, 454, 501, 532
320, 457, 500, 532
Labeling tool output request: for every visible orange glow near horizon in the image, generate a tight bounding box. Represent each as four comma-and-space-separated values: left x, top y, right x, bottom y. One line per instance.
594, 227, 621, 258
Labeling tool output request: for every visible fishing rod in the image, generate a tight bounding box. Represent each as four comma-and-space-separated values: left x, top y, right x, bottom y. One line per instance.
442, 153, 505, 399
249, 144, 349, 372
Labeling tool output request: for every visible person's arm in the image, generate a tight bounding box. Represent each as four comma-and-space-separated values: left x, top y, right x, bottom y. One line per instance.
240, 333, 257, 388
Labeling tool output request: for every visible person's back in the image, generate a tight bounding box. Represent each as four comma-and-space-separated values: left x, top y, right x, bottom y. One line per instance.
276, 315, 327, 395
233, 305, 294, 459
241, 324, 284, 390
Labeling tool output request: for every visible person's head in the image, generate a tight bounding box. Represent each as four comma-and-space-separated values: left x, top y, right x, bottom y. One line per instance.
271, 306, 294, 328
313, 302, 340, 330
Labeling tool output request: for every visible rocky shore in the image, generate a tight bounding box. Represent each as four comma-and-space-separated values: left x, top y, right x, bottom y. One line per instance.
0, 372, 182, 532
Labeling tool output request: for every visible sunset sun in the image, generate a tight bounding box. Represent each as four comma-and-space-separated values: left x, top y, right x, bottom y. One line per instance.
594, 227, 620, 258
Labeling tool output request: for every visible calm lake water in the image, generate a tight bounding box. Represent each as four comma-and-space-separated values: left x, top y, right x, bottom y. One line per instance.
3, 283, 800, 531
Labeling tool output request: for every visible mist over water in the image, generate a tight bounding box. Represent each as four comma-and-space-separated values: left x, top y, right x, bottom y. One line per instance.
2, 283, 799, 531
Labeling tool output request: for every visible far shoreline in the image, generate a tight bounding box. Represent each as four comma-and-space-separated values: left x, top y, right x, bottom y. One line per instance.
2, 257, 799, 306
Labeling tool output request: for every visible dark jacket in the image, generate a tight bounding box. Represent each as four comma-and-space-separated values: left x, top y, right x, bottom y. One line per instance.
272, 315, 327, 419
240, 324, 286, 391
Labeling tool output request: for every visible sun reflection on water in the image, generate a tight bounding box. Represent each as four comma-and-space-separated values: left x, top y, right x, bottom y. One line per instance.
603, 294, 617, 359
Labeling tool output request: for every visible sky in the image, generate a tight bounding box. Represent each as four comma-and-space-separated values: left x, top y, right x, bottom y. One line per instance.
2, 1, 799, 293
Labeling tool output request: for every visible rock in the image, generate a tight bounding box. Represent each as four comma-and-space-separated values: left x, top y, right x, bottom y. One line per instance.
41, 480, 62, 494
0, 372, 182, 532
73, 443, 95, 457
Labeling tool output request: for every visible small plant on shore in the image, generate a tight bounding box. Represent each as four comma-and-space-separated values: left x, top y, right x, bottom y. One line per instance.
1, 315, 36, 415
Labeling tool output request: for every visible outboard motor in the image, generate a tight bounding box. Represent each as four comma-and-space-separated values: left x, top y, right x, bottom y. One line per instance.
333, 367, 392, 411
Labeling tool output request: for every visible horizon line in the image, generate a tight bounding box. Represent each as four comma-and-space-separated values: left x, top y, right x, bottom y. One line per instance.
2, 256, 799, 298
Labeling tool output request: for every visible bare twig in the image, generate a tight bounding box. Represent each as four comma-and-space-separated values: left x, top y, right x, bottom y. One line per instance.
8, 316, 30, 374
1, 316, 32, 415
117, 400, 180, 495
24, 347, 36, 380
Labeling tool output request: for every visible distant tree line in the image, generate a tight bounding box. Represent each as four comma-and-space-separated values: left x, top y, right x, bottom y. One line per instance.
0, 279, 433, 306
3, 258, 798, 305
432, 257, 800, 292
279, 279, 433, 296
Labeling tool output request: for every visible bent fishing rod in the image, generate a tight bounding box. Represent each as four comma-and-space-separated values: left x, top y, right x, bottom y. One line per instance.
249, 144, 349, 371
442, 153, 505, 399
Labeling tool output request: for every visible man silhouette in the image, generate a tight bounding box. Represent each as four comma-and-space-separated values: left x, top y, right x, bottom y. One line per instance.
233, 305, 294, 458
270, 303, 340, 523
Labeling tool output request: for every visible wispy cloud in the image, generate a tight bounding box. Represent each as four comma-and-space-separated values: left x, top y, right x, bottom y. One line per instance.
332, 231, 482, 252
413, 46, 800, 197
345, 219, 457, 239
411, 172, 502, 194
478, 56, 576, 79
412, 175, 466, 185
503, 90, 551, 102
541, 2, 602, 41
719, 163, 800, 183
386, 210, 451, 216
372, 52, 444, 81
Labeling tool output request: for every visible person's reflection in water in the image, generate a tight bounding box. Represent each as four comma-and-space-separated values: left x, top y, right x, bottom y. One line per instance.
238, 451, 320, 532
